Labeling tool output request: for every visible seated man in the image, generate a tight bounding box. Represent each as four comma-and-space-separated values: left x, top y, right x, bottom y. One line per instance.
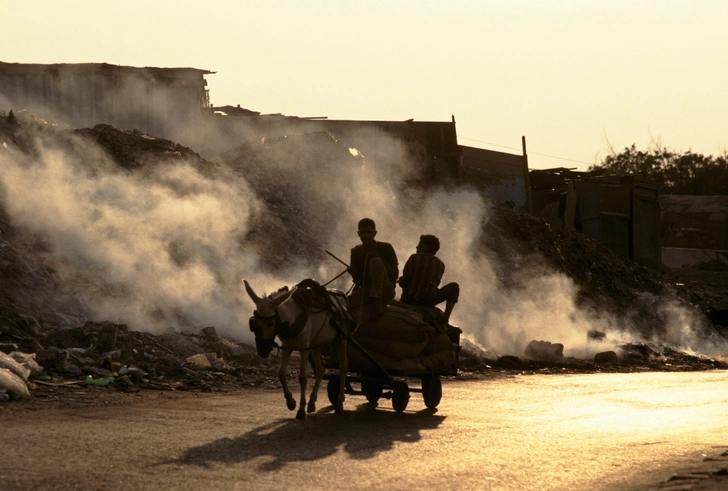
399, 234, 460, 321
348, 218, 399, 321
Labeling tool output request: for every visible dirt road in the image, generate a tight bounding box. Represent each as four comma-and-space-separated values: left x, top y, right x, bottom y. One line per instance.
3, 372, 728, 490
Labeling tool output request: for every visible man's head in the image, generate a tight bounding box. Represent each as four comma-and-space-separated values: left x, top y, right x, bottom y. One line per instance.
416, 234, 440, 254
357, 218, 377, 245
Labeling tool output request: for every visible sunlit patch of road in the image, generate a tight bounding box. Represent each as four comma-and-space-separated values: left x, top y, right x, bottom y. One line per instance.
440, 371, 728, 490
2, 371, 728, 490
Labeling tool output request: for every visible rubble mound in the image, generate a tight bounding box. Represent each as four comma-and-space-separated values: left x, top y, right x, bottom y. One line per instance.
480, 196, 721, 340
663, 260, 728, 333
219, 131, 364, 270
2, 112, 727, 402
1, 321, 282, 399
74, 124, 206, 170
458, 339, 728, 375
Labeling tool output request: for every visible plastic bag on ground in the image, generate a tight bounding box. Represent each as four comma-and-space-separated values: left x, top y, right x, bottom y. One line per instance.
84, 375, 114, 386
0, 351, 30, 381
0, 367, 31, 400
9, 351, 43, 378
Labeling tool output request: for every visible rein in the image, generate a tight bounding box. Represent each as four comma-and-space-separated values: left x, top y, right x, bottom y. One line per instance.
250, 305, 309, 343
250, 278, 355, 351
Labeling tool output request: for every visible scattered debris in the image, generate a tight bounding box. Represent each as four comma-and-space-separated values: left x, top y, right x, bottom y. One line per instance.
594, 351, 618, 365
0, 351, 30, 380
0, 367, 30, 399
524, 340, 565, 362
587, 330, 607, 341
185, 354, 212, 369
493, 355, 527, 370
1, 112, 727, 407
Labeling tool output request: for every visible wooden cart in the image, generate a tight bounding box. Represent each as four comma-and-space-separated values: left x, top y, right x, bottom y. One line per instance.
323, 326, 461, 412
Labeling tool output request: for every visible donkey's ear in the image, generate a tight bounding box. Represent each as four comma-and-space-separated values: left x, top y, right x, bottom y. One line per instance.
243, 279, 261, 305
269, 286, 296, 309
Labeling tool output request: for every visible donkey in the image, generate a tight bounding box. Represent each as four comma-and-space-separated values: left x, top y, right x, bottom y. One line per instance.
243, 278, 350, 419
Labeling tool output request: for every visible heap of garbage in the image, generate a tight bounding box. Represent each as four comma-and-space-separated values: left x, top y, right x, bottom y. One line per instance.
0, 320, 284, 401
218, 131, 365, 270
1, 110, 727, 402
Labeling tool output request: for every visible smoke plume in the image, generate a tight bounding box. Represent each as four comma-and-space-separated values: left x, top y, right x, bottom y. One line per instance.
0, 112, 723, 358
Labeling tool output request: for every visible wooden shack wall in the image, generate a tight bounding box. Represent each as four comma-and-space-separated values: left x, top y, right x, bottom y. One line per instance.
0, 62, 210, 148
459, 145, 528, 210
660, 195, 728, 267
204, 116, 461, 185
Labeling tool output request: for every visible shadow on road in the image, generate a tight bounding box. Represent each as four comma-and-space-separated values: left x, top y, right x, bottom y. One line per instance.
168, 403, 445, 471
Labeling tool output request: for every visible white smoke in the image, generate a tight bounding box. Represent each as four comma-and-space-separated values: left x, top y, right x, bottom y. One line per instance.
0, 114, 723, 358
0, 126, 269, 341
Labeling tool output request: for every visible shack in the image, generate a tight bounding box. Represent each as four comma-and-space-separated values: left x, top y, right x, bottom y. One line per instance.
0, 61, 213, 149
205, 111, 461, 186
661, 195, 728, 268
0, 61, 462, 185
459, 140, 532, 212
530, 169, 662, 270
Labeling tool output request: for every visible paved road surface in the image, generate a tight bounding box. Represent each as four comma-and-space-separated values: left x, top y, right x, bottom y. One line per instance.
2, 371, 728, 490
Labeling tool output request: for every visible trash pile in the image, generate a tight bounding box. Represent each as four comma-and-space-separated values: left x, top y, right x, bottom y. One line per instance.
480, 195, 728, 339
457, 337, 727, 375
218, 131, 365, 271
74, 123, 207, 170
0, 350, 35, 400
0, 320, 283, 400
1, 110, 728, 404
663, 260, 728, 330
472, 197, 728, 370
481, 197, 664, 332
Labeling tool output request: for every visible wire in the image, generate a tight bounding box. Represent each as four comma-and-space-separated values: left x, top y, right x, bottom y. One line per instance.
459, 136, 520, 152
459, 136, 595, 166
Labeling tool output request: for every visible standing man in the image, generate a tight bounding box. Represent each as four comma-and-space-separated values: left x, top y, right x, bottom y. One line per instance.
348, 218, 399, 321
399, 234, 460, 321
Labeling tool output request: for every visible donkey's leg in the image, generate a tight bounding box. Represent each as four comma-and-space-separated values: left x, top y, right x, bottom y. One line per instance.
335, 340, 348, 414
296, 349, 309, 420
278, 349, 296, 411
307, 348, 324, 413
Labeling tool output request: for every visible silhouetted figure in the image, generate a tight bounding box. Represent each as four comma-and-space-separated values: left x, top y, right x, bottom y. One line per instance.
399, 234, 459, 321
348, 218, 399, 321
7, 110, 16, 125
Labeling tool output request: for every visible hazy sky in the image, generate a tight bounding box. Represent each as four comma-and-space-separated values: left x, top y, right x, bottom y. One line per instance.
3, 0, 727, 170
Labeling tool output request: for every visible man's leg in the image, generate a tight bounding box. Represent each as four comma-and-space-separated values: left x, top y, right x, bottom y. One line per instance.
366, 257, 394, 321
433, 282, 460, 321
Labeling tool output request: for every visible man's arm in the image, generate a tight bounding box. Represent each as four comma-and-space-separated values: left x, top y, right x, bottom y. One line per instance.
433, 256, 445, 287
348, 247, 363, 286
381, 243, 399, 283
398, 254, 415, 290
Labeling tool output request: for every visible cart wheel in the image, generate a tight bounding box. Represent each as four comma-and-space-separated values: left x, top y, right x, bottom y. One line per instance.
422, 374, 442, 409
327, 376, 341, 406
392, 381, 410, 413
362, 381, 383, 404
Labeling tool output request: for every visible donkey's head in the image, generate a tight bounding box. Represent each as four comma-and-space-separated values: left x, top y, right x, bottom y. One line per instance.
243, 279, 296, 358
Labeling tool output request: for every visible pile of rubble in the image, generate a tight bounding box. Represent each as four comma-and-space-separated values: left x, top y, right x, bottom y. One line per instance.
474, 196, 728, 371
663, 260, 728, 330
74, 124, 207, 170
481, 195, 728, 339
457, 338, 728, 375
2, 111, 728, 403
1, 321, 283, 401
218, 131, 365, 271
